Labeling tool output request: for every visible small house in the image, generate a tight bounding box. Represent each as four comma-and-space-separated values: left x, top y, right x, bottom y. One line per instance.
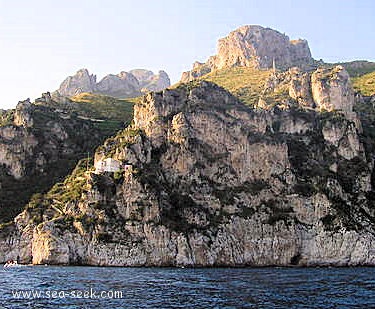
95, 158, 121, 174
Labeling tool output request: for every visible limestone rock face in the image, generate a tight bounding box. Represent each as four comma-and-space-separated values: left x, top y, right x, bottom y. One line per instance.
130, 69, 171, 92
181, 25, 315, 82
213, 25, 313, 70
13, 99, 34, 127
0, 125, 37, 179
259, 66, 356, 121
96, 72, 140, 97
57, 69, 171, 98
5, 81, 375, 267
129, 69, 154, 82
311, 66, 354, 113
288, 68, 315, 108
58, 69, 97, 97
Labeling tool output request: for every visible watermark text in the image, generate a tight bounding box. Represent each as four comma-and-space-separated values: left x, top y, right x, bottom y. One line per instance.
11, 288, 123, 299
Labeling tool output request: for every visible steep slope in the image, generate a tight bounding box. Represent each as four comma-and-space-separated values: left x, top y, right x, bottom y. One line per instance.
3, 66, 375, 266
56, 68, 170, 98
0, 93, 134, 223
352, 71, 375, 96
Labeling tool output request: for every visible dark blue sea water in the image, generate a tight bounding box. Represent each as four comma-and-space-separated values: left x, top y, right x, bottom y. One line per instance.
0, 266, 373, 308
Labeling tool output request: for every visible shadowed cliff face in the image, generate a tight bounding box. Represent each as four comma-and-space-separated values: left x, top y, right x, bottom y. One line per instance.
4, 74, 375, 267
0, 96, 132, 223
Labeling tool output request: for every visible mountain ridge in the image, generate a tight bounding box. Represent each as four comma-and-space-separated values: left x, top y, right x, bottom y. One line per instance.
56, 68, 170, 98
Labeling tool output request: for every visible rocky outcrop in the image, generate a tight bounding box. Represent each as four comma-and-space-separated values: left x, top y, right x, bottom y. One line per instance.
13, 99, 34, 127
58, 69, 97, 97
259, 66, 358, 126
0, 97, 119, 223
57, 69, 171, 98
288, 68, 315, 108
181, 25, 316, 82
4, 80, 375, 267
96, 72, 140, 98
311, 66, 354, 113
130, 69, 171, 92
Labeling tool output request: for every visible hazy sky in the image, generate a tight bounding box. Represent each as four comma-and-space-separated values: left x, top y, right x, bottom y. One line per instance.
0, 0, 374, 109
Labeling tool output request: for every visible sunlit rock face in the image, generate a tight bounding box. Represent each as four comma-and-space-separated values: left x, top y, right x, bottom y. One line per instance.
311, 66, 354, 114
57, 68, 171, 98
181, 25, 315, 82
4, 80, 374, 267
58, 69, 97, 97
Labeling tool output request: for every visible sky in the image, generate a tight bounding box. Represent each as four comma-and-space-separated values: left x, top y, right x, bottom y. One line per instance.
0, 0, 374, 109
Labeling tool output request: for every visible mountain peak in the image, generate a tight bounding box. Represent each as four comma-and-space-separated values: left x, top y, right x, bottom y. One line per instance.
58, 69, 97, 97
57, 69, 170, 98
181, 25, 315, 82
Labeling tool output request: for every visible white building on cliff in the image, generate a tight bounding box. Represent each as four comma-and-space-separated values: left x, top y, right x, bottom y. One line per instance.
94, 158, 121, 174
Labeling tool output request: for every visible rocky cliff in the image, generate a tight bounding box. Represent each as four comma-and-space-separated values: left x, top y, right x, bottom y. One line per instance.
181, 25, 316, 82
58, 69, 98, 97
0, 93, 133, 223
57, 68, 170, 98
2, 65, 375, 267
259, 66, 357, 117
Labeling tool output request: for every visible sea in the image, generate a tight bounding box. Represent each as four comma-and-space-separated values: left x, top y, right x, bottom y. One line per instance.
0, 266, 373, 308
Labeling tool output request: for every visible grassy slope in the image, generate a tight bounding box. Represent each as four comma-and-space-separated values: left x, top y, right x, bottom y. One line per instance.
69, 93, 137, 135
200, 64, 375, 100
70, 93, 135, 119
338, 61, 375, 77
201, 67, 272, 106
352, 71, 375, 96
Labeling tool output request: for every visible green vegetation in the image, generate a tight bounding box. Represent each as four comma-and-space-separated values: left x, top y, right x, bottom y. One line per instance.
258, 77, 291, 109
22, 157, 93, 225
0, 90, 137, 223
70, 93, 136, 135
337, 61, 375, 77
0, 221, 14, 231
184, 66, 293, 109
46, 157, 92, 207
352, 71, 375, 96
0, 109, 14, 126
174, 79, 206, 92
70, 93, 135, 120
96, 126, 142, 157
201, 67, 272, 106
316, 65, 344, 81
354, 98, 375, 159
180, 62, 375, 108
33, 92, 137, 135
0, 157, 86, 224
